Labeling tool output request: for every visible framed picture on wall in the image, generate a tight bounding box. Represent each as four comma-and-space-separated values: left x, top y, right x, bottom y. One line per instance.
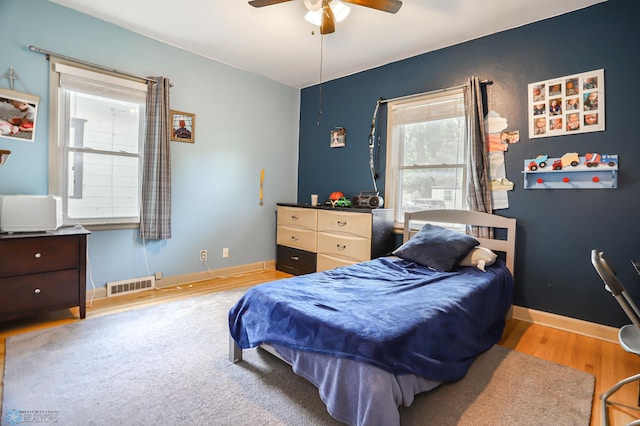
528, 69, 604, 139
170, 110, 195, 143
330, 127, 346, 148
0, 88, 39, 143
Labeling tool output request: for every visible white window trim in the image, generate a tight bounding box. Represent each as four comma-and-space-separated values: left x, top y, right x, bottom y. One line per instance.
384, 88, 468, 229
48, 59, 147, 228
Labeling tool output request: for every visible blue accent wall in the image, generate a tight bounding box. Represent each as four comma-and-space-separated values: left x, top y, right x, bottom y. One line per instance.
298, 0, 640, 327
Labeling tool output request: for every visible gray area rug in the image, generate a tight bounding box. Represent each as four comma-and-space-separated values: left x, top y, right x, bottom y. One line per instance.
2, 287, 594, 425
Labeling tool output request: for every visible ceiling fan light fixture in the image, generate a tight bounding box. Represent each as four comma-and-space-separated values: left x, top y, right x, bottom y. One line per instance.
331, 0, 351, 22
303, 0, 322, 11
304, 0, 351, 26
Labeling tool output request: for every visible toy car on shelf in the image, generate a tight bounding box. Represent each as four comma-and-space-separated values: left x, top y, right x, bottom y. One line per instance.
585, 153, 617, 167
552, 152, 580, 170
324, 191, 351, 207
528, 155, 548, 171
334, 197, 352, 207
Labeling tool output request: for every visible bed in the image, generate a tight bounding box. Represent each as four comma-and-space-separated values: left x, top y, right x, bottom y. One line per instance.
228, 209, 516, 425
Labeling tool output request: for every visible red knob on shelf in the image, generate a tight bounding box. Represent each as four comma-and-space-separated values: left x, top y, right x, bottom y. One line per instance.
536, 178, 544, 184
592, 176, 600, 183
563, 177, 570, 183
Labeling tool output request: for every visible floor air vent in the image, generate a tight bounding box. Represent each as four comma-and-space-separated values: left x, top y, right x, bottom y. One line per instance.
106, 275, 156, 297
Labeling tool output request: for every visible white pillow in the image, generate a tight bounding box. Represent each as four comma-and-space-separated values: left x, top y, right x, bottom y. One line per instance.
459, 247, 497, 272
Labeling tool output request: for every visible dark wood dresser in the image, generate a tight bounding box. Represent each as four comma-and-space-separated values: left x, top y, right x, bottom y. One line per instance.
0, 226, 90, 321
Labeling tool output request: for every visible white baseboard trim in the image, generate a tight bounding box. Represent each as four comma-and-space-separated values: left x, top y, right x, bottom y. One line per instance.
87, 260, 276, 302
512, 305, 619, 344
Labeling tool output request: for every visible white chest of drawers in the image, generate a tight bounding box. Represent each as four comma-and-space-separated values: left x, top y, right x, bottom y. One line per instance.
317, 210, 373, 271
276, 206, 318, 253
276, 204, 394, 275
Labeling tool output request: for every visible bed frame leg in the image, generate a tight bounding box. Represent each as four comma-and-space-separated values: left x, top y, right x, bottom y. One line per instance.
229, 335, 243, 363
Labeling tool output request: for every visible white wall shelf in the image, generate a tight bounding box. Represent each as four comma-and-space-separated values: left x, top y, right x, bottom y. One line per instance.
523, 154, 618, 189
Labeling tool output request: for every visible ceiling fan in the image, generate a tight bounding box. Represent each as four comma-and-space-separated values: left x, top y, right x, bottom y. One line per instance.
249, 0, 403, 34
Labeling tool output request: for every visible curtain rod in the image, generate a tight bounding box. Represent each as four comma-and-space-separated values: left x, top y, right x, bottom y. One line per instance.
379, 79, 492, 104
28, 45, 164, 85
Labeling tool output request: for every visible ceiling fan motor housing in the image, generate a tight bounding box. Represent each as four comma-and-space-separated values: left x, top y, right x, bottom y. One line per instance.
249, 0, 402, 35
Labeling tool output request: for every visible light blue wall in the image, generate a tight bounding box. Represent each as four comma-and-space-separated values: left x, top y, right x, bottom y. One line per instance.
0, 0, 300, 288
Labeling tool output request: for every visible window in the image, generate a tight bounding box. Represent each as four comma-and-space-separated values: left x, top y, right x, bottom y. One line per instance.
49, 61, 147, 227
384, 88, 468, 227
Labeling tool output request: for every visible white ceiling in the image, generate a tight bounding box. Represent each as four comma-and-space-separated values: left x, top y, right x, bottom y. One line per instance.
49, 0, 605, 89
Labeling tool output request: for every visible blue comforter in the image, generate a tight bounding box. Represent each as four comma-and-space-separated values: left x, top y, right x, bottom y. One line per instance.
229, 257, 513, 382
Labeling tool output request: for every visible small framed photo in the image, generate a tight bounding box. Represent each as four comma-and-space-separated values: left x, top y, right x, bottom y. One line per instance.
170, 110, 195, 143
330, 127, 346, 148
0, 88, 40, 143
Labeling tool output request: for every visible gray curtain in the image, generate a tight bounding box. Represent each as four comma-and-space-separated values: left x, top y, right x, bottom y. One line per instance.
465, 77, 492, 238
140, 77, 171, 240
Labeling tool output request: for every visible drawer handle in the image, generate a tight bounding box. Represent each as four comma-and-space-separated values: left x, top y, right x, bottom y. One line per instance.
291, 215, 299, 221
337, 221, 347, 227
34, 288, 41, 294
34, 252, 42, 259
336, 244, 347, 250
290, 256, 300, 261
291, 236, 299, 241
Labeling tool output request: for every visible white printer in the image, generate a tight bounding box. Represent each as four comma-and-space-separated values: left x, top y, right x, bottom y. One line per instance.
0, 195, 63, 232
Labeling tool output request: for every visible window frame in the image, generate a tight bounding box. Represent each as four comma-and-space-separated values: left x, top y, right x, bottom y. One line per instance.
384, 88, 469, 229
48, 59, 147, 229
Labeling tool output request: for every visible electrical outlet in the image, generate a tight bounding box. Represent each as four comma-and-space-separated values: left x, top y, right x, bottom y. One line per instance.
200, 250, 207, 261
154, 271, 162, 280
223, 247, 229, 258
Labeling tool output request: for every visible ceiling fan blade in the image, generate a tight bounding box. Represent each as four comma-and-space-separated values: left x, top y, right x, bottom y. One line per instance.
248, 0, 294, 7
343, 0, 402, 13
320, 0, 335, 34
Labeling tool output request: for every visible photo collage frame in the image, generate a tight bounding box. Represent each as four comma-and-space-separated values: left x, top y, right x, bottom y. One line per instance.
528, 69, 604, 139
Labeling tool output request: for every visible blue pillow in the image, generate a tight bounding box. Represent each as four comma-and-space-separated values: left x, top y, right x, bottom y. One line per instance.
393, 224, 480, 271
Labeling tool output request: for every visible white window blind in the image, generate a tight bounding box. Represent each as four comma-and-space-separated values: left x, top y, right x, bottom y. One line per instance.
390, 92, 465, 125
55, 63, 147, 103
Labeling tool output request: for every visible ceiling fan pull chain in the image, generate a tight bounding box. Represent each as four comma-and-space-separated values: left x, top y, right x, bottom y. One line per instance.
316, 33, 324, 125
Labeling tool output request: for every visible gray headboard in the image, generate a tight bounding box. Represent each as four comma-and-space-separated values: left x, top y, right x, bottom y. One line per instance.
403, 209, 516, 275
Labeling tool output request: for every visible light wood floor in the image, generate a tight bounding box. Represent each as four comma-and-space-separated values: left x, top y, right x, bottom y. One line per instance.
1, 269, 639, 425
